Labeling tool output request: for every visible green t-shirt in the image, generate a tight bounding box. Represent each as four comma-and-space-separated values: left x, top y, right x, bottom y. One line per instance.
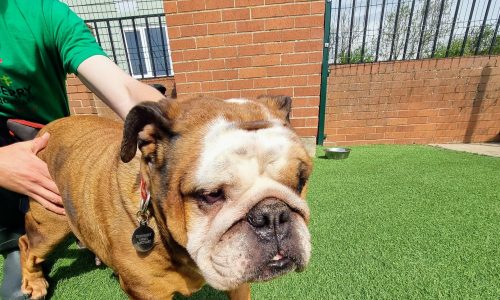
0, 0, 107, 124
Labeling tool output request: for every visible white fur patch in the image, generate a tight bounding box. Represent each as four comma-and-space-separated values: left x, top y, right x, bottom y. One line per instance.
224, 98, 249, 104
195, 117, 293, 190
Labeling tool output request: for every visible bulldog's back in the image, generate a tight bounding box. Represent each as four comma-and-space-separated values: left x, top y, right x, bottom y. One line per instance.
37, 115, 140, 262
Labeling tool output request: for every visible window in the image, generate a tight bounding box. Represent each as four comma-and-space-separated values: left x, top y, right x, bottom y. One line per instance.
124, 26, 173, 78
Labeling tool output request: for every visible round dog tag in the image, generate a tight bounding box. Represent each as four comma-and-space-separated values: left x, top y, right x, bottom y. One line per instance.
131, 223, 155, 252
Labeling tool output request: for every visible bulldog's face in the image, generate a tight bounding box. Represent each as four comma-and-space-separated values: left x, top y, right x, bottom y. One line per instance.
121, 95, 312, 291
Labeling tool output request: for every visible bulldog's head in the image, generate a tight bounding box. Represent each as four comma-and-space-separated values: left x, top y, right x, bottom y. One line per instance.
120, 95, 312, 291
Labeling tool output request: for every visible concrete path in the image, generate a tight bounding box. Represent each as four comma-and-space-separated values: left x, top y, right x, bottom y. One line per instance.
430, 143, 500, 157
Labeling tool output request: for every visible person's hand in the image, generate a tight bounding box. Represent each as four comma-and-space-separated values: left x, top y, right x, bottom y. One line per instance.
0, 133, 64, 215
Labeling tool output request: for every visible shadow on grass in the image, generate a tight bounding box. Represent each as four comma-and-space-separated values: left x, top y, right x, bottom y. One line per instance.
42, 237, 108, 298
41, 237, 227, 299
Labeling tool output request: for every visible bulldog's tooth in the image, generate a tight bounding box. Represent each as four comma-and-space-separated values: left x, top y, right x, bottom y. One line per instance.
272, 253, 283, 261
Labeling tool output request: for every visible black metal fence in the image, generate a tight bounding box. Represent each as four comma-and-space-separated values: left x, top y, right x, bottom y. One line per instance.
329, 0, 500, 64
85, 14, 174, 78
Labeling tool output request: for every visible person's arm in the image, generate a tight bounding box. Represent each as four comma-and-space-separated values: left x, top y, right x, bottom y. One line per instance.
0, 133, 64, 214
76, 55, 165, 119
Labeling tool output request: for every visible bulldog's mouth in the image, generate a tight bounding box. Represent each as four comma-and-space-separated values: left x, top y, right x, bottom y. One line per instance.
252, 252, 297, 282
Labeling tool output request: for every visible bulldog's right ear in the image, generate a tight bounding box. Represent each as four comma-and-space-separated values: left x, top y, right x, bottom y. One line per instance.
256, 95, 292, 123
120, 100, 173, 163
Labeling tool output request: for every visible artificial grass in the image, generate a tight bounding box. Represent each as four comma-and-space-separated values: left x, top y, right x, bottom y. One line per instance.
1, 145, 499, 299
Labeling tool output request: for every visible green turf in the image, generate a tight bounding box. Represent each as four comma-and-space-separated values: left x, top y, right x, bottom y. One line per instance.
1, 145, 499, 299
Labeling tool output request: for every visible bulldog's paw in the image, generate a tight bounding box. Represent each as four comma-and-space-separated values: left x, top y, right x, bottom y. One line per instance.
22, 276, 48, 300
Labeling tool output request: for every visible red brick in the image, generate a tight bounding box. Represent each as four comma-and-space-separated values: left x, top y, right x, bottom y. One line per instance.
293, 64, 320, 75
206, 0, 235, 9
254, 78, 281, 88
294, 86, 319, 97
236, 20, 265, 33
167, 13, 194, 26
183, 48, 209, 60
236, 0, 264, 5
251, 6, 283, 18
265, 18, 294, 30
177, 0, 206, 12
168, 27, 181, 39
192, 11, 222, 24
208, 22, 236, 34
267, 66, 290, 77
290, 118, 306, 127
294, 41, 322, 52
241, 89, 269, 98
225, 57, 252, 68
180, 24, 208, 37
295, 127, 318, 137
74, 107, 97, 114
228, 79, 254, 90
170, 51, 184, 62
211, 47, 238, 58
201, 81, 228, 91
291, 107, 318, 118
305, 117, 319, 127
307, 74, 321, 85
176, 82, 202, 94
173, 61, 199, 72
239, 67, 267, 79
265, 0, 289, 4
224, 33, 253, 46
294, 15, 323, 28
310, 28, 323, 39
281, 53, 309, 65
222, 8, 250, 21
170, 38, 196, 50
199, 59, 225, 70
186, 71, 212, 82
281, 3, 311, 16
281, 76, 309, 87
253, 31, 282, 43
310, 1, 325, 14
196, 35, 225, 48
251, 54, 281, 67
265, 42, 295, 54
212, 69, 239, 80
164, 2, 177, 13
235, 45, 263, 57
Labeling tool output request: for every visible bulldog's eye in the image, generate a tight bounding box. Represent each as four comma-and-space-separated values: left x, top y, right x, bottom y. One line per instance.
197, 189, 225, 204
296, 162, 309, 194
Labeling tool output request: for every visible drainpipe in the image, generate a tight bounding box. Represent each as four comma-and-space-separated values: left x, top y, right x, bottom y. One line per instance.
317, 0, 332, 145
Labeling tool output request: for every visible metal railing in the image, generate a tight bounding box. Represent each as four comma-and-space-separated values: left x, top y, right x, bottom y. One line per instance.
329, 0, 500, 64
85, 14, 174, 78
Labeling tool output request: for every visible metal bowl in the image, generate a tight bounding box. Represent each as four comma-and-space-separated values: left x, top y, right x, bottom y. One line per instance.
324, 147, 351, 159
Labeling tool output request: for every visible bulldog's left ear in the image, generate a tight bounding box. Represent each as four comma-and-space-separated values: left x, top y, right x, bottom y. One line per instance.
256, 95, 292, 122
120, 100, 174, 163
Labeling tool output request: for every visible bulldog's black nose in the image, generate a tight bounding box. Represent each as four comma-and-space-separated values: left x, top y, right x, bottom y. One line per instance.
247, 198, 291, 241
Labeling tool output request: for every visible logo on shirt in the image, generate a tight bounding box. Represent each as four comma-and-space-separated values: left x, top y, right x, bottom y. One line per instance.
1, 75, 12, 86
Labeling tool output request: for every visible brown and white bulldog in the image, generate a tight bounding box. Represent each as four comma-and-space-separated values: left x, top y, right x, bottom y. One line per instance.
19, 95, 313, 300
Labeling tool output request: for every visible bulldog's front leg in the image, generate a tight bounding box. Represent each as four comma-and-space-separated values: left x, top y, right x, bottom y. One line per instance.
226, 284, 251, 300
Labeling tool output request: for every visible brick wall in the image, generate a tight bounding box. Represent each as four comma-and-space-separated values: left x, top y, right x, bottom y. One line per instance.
67, 75, 175, 120
325, 56, 500, 146
163, 0, 324, 138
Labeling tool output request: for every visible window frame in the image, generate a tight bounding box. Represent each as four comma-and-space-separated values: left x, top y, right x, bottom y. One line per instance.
123, 25, 173, 78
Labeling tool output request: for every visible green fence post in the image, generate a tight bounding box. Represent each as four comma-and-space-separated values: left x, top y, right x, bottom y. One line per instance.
317, 0, 332, 146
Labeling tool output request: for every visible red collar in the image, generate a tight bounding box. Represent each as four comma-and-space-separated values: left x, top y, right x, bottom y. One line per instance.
140, 178, 148, 200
